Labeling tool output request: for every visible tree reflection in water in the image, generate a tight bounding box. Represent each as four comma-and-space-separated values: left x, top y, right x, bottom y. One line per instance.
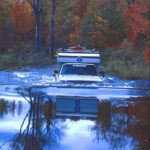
92, 98, 150, 150
1, 87, 150, 150
126, 97, 150, 150
0, 100, 22, 118
11, 89, 65, 150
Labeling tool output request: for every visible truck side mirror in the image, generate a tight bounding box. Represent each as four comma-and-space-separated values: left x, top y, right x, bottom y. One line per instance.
54, 70, 59, 74
53, 70, 59, 77
99, 71, 105, 77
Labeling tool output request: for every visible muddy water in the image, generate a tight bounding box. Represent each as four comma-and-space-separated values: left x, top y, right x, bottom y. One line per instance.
0, 87, 150, 150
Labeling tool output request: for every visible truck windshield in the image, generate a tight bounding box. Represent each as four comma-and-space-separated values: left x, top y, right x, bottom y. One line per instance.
61, 64, 98, 76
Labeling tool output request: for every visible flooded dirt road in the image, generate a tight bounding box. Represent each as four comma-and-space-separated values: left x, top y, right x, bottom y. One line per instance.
0, 65, 150, 150
0, 65, 150, 89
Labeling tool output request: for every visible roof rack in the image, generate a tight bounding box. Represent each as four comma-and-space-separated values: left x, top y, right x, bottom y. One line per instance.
57, 46, 100, 64
58, 46, 98, 53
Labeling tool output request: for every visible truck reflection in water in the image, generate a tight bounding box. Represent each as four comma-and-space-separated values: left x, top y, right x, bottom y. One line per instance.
56, 96, 99, 119
0, 91, 150, 150
7, 94, 99, 150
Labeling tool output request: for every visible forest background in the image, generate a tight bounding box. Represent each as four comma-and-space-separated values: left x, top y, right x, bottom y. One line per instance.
0, 0, 150, 79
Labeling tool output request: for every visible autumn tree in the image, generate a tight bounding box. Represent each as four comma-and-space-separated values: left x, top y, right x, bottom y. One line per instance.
123, 0, 150, 63
123, 0, 150, 44
0, 0, 15, 53
144, 46, 150, 63
72, 0, 88, 18
11, 0, 35, 35
51, 0, 56, 58
68, 0, 89, 45
85, 1, 109, 48
81, 0, 127, 49
27, 0, 43, 53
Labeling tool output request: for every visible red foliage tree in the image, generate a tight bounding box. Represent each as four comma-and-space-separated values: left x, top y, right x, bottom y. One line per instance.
144, 46, 150, 64
11, 0, 35, 34
72, 0, 88, 18
123, 0, 150, 63
123, 0, 150, 44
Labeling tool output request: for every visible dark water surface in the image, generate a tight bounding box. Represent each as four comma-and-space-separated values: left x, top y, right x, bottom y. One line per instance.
0, 86, 150, 150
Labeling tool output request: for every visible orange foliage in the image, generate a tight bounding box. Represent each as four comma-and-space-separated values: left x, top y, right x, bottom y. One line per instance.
69, 16, 81, 45
110, 43, 122, 51
144, 46, 150, 63
11, 0, 35, 34
123, 0, 150, 43
87, 9, 109, 48
72, 0, 88, 18
69, 28, 80, 45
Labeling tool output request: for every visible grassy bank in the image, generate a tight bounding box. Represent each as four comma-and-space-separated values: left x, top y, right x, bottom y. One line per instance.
0, 52, 56, 71
100, 48, 150, 80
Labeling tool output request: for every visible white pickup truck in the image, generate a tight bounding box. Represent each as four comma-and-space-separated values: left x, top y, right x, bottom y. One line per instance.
54, 46, 104, 83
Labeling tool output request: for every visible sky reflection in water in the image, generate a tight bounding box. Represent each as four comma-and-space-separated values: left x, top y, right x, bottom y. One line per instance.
0, 87, 150, 150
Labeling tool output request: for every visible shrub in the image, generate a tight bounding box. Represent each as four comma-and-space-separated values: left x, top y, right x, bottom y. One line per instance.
0, 52, 56, 70
0, 54, 17, 69
102, 47, 150, 79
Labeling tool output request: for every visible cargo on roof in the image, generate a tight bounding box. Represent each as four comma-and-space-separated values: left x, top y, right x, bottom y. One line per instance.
57, 46, 100, 64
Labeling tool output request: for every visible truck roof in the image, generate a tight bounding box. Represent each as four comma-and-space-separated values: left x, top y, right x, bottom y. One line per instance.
61, 63, 96, 66
57, 47, 100, 64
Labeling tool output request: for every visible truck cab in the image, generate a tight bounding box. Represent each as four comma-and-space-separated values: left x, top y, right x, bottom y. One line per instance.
55, 46, 103, 83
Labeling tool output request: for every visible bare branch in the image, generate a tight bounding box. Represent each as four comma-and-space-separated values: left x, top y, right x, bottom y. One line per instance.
27, 0, 34, 8
39, 0, 43, 14
19, 112, 30, 134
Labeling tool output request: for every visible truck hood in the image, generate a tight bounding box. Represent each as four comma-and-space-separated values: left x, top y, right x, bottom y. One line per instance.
58, 75, 102, 82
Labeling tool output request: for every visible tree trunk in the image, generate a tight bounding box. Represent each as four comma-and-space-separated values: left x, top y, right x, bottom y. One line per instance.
51, 0, 55, 58
27, 0, 43, 54
35, 14, 40, 53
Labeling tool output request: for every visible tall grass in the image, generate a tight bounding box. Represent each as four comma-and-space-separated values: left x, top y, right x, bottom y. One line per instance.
100, 48, 150, 80
0, 52, 56, 70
